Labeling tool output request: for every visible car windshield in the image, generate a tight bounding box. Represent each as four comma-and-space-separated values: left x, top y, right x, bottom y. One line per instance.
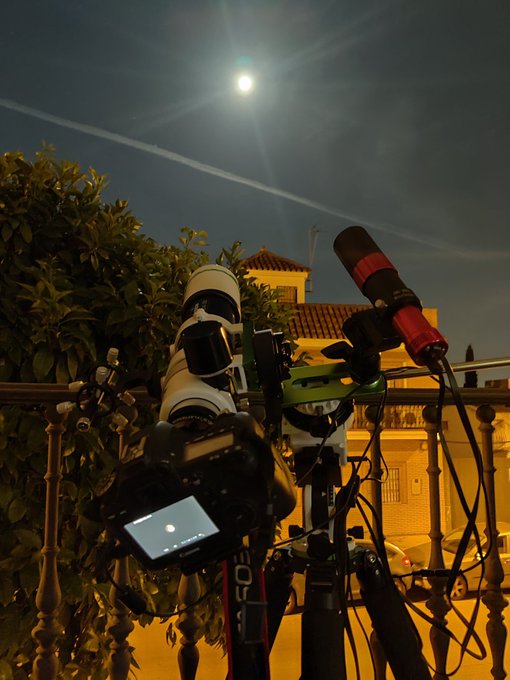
442, 532, 486, 555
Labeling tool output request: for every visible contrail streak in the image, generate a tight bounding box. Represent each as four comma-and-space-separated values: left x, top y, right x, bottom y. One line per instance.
0, 97, 463, 253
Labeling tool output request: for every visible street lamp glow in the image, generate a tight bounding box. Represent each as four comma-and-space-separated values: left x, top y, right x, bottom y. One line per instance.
237, 73, 254, 94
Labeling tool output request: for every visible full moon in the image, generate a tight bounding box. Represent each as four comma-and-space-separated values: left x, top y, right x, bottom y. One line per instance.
165, 524, 176, 533
237, 73, 254, 94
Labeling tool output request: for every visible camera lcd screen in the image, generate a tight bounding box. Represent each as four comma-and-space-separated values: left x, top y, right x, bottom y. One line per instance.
124, 496, 220, 560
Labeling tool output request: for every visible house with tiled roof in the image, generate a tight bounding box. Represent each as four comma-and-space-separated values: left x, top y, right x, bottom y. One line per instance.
244, 246, 440, 371
243, 247, 311, 304
244, 246, 446, 540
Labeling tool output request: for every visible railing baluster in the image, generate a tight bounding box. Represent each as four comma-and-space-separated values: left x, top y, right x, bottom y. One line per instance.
477, 405, 508, 679
365, 404, 387, 679
176, 572, 203, 680
365, 404, 384, 541
107, 556, 135, 680
107, 404, 138, 680
31, 406, 66, 680
423, 405, 451, 679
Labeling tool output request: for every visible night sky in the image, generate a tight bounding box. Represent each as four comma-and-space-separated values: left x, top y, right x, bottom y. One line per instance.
1, 1, 509, 378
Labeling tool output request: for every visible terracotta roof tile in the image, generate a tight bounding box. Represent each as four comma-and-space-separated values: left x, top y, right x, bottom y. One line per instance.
289, 302, 370, 339
243, 247, 311, 273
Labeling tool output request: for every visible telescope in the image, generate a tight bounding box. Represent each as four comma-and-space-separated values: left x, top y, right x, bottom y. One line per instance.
72, 228, 468, 680
92, 264, 297, 574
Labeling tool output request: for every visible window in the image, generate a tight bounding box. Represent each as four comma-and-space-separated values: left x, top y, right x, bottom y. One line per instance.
382, 463, 407, 504
276, 285, 297, 303
382, 468, 401, 503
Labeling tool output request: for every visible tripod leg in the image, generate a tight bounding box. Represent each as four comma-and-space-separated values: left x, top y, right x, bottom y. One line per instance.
300, 562, 347, 680
223, 548, 271, 680
264, 549, 295, 650
358, 550, 431, 680
369, 629, 388, 680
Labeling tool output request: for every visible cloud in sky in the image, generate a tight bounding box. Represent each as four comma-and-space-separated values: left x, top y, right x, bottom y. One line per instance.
0, 96, 483, 257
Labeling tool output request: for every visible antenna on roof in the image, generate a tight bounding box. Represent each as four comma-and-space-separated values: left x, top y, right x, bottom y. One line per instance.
307, 225, 318, 295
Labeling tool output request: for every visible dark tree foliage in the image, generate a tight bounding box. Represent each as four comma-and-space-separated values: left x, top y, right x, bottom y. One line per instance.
0, 149, 294, 679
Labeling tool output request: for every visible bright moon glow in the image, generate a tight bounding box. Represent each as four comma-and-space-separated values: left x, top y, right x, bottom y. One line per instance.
165, 524, 176, 533
237, 73, 254, 94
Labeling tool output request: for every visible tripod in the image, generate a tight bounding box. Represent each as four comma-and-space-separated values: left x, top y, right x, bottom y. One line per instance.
222, 310, 433, 679
223, 443, 432, 679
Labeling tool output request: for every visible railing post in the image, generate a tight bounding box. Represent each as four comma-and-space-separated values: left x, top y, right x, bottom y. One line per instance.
365, 404, 387, 679
477, 405, 508, 679
423, 405, 451, 680
31, 406, 66, 680
107, 404, 137, 680
176, 573, 203, 680
365, 404, 384, 542
107, 556, 135, 680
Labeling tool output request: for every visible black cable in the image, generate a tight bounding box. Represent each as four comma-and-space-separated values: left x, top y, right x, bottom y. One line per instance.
430, 360, 491, 673
360, 434, 390, 484
271, 462, 360, 550
415, 370, 488, 671
435, 368, 490, 580
343, 606, 363, 680
440, 359, 492, 667
270, 383, 388, 678
353, 366, 489, 676
355, 494, 389, 573
272, 381, 389, 550
359, 391, 390, 485
347, 590, 377, 679
273, 384, 387, 675
431, 383, 488, 672
358, 374, 389, 478
355, 493, 487, 678
105, 567, 213, 619
333, 476, 362, 680
334, 378, 388, 519
294, 381, 367, 487
440, 360, 492, 561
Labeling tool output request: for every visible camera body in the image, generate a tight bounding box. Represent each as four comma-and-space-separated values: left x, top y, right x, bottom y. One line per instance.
98, 411, 295, 574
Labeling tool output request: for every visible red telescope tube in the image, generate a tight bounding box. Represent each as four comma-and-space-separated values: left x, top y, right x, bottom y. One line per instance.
333, 226, 448, 366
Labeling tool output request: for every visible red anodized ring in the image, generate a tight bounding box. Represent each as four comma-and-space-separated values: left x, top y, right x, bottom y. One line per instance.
351, 252, 396, 290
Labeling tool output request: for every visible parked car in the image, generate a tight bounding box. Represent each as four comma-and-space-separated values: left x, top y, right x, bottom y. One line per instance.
405, 522, 510, 600
284, 538, 414, 614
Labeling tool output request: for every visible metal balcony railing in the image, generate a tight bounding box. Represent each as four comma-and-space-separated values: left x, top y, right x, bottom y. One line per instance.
352, 403, 427, 430
0, 382, 509, 680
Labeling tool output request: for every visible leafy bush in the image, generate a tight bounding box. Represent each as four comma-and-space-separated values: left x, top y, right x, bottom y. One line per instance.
0, 149, 293, 679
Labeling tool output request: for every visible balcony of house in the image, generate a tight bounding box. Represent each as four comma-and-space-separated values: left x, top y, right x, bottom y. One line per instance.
352, 403, 427, 430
